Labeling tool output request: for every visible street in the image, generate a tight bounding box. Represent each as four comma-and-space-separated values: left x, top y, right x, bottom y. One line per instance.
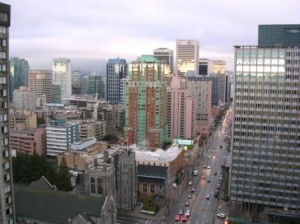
166, 108, 232, 224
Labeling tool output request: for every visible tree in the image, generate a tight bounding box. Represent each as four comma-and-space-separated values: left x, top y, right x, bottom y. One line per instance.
55, 157, 72, 191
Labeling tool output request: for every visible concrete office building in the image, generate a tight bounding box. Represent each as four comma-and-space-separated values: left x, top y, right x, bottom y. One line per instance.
28, 70, 52, 103
153, 48, 174, 73
0, 3, 15, 223
13, 86, 36, 110
106, 58, 127, 104
9, 57, 29, 102
230, 25, 300, 220
176, 40, 199, 76
46, 119, 79, 157
52, 58, 72, 103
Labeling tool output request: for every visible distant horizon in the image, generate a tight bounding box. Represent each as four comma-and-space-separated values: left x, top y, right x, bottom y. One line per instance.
3, 0, 300, 73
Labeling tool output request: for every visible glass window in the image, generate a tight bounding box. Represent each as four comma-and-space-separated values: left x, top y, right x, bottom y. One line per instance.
150, 184, 155, 194
97, 178, 102, 194
91, 177, 95, 193
143, 184, 147, 193
0, 12, 8, 22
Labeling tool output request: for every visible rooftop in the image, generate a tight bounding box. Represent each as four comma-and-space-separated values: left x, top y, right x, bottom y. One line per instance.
135, 145, 183, 162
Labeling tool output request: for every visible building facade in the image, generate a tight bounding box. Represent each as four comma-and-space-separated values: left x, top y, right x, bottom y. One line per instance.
124, 55, 168, 148
10, 128, 46, 155
13, 86, 36, 110
117, 149, 137, 210
153, 48, 174, 73
52, 58, 72, 103
0, 3, 15, 223
176, 40, 199, 76
106, 58, 127, 104
28, 70, 52, 103
167, 76, 195, 140
230, 25, 300, 217
46, 119, 79, 157
87, 72, 105, 98
9, 57, 29, 102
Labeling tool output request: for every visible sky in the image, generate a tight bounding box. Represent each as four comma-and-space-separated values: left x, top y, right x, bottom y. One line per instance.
2, 0, 300, 73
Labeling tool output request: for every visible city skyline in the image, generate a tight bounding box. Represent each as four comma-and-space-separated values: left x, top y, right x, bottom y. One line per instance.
2, 0, 300, 72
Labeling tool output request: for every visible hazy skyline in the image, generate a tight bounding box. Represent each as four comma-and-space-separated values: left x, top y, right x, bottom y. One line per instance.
2, 0, 300, 73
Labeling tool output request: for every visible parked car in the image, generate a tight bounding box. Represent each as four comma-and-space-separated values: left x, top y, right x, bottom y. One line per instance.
175, 214, 181, 221
188, 180, 192, 186
185, 200, 190, 206
205, 194, 210, 199
217, 213, 226, 218
191, 187, 195, 193
207, 178, 211, 183
178, 209, 184, 215
207, 166, 211, 169
214, 172, 218, 175
192, 170, 199, 176
188, 194, 192, 199
186, 209, 191, 217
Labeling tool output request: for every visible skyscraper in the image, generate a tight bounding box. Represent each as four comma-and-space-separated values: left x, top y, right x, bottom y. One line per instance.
9, 57, 29, 102
0, 3, 15, 223
153, 48, 174, 73
52, 58, 72, 103
124, 55, 168, 148
87, 72, 105, 98
176, 40, 199, 76
106, 58, 127, 104
230, 25, 300, 219
28, 70, 52, 103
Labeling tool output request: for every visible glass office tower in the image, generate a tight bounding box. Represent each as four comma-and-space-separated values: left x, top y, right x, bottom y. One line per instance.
230, 26, 300, 219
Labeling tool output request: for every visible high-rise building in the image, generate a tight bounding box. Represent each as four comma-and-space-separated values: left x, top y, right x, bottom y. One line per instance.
71, 71, 81, 95
124, 55, 168, 148
9, 57, 29, 102
167, 76, 195, 139
258, 24, 300, 47
106, 58, 127, 104
13, 86, 36, 110
230, 25, 300, 219
212, 60, 226, 74
87, 72, 105, 98
176, 40, 199, 76
199, 58, 212, 76
46, 119, 79, 157
52, 58, 72, 103
28, 70, 52, 103
153, 48, 174, 73
0, 3, 15, 223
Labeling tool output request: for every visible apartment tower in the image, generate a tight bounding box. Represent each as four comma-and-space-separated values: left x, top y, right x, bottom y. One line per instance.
230, 25, 300, 219
124, 55, 168, 148
28, 70, 52, 103
176, 40, 199, 76
106, 58, 127, 104
0, 3, 15, 223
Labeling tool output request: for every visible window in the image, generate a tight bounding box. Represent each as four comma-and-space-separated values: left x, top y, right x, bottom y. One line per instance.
97, 178, 102, 194
91, 177, 95, 193
150, 184, 155, 194
0, 26, 6, 34
143, 184, 147, 193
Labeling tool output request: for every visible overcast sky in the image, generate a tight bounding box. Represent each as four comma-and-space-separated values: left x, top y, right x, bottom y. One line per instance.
2, 0, 300, 73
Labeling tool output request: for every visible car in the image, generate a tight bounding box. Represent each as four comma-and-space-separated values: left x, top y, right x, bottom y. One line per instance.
188, 180, 192, 186
214, 172, 218, 175
175, 214, 181, 221
182, 213, 189, 222
205, 194, 210, 199
201, 175, 206, 179
217, 213, 226, 218
188, 194, 192, 199
186, 209, 191, 217
207, 166, 211, 169
207, 178, 211, 183
191, 187, 195, 193
192, 170, 199, 176
178, 209, 184, 215
203, 165, 207, 169
185, 200, 190, 206
214, 192, 219, 198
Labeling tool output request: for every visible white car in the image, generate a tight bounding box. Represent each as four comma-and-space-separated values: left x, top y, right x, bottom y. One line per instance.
207, 166, 211, 169
205, 194, 210, 199
188, 180, 192, 186
217, 213, 226, 218
186, 209, 191, 217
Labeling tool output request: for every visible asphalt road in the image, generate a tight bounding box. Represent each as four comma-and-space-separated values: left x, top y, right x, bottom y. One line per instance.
167, 109, 232, 224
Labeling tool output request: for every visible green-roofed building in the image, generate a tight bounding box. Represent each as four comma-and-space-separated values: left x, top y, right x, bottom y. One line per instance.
14, 184, 117, 224
124, 55, 168, 148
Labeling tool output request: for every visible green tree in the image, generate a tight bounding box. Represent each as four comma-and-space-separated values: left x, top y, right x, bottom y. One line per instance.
55, 157, 72, 191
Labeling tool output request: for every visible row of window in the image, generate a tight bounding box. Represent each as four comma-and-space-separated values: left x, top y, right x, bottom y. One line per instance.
236, 88, 299, 95
233, 139, 300, 149
235, 95, 299, 103
235, 103, 299, 111
231, 165, 300, 177
235, 110, 299, 118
